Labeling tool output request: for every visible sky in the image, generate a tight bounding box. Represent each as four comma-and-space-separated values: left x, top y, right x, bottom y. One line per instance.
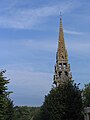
0, 0, 90, 106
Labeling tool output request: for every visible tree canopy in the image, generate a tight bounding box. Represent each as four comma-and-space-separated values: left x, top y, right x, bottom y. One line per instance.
36, 80, 84, 120
82, 83, 90, 107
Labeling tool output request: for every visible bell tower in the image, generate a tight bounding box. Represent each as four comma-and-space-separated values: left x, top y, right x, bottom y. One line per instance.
53, 16, 72, 86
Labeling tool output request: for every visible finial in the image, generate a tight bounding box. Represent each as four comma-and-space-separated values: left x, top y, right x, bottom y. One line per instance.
60, 12, 62, 19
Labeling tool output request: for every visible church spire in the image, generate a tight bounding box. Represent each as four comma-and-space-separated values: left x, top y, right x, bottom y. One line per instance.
53, 16, 72, 86
58, 15, 68, 61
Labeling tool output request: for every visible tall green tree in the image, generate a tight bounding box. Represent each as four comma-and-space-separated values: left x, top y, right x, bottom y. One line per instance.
0, 70, 13, 120
39, 80, 84, 120
82, 83, 90, 107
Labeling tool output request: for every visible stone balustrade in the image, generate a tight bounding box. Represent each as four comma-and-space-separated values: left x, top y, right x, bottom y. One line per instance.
84, 107, 90, 120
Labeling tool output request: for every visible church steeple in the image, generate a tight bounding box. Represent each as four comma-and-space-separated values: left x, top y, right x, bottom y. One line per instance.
53, 16, 72, 86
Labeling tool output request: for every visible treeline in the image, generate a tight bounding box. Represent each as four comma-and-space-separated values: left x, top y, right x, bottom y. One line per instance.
13, 106, 40, 120
0, 70, 90, 120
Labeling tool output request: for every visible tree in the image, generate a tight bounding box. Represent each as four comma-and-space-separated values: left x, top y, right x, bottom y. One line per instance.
0, 70, 13, 120
5, 98, 14, 120
82, 83, 90, 107
40, 80, 84, 120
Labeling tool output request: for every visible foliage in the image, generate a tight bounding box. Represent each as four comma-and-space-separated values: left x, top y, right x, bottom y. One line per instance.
13, 106, 40, 120
5, 98, 14, 120
0, 70, 13, 120
82, 83, 90, 107
38, 80, 84, 120
33, 107, 42, 120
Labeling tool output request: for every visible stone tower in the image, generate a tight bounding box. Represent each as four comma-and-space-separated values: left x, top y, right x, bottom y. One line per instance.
53, 16, 72, 86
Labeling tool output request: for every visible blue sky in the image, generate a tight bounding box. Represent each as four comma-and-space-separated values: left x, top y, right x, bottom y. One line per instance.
0, 0, 90, 106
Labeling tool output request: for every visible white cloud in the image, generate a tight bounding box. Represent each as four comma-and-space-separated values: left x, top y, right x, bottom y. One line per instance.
6, 69, 52, 106
67, 41, 90, 55
0, 39, 57, 54
11, 39, 90, 55
21, 39, 57, 52
0, 38, 90, 58
0, 0, 81, 29
0, 0, 18, 11
64, 30, 83, 35
7, 70, 52, 86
